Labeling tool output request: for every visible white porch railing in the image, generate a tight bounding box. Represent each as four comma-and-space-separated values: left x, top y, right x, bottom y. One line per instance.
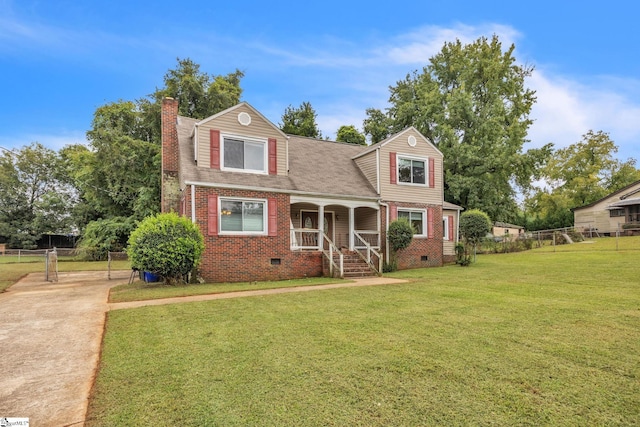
322, 233, 344, 278
353, 231, 382, 275
353, 230, 380, 249
290, 228, 322, 250
290, 228, 343, 277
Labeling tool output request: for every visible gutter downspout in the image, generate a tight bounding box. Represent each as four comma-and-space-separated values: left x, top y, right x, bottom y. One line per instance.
379, 201, 390, 263
191, 184, 196, 223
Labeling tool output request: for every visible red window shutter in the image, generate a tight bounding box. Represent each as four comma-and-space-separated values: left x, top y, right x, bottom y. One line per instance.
428, 207, 434, 238
448, 215, 454, 241
428, 157, 435, 188
268, 198, 278, 236
208, 194, 218, 236
390, 152, 397, 184
210, 129, 220, 169
390, 204, 397, 221
268, 138, 277, 175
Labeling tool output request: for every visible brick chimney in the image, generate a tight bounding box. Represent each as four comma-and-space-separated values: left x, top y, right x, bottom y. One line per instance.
161, 97, 180, 213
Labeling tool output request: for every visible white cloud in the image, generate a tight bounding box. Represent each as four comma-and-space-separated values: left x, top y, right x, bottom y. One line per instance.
528, 69, 640, 160
383, 23, 522, 65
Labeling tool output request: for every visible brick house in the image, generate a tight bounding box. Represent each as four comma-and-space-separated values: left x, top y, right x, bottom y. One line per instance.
161, 98, 462, 282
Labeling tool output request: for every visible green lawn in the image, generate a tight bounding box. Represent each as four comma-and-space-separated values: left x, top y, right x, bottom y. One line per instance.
86, 238, 640, 426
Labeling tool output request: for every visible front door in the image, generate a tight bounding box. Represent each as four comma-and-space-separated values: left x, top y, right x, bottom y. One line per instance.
301, 211, 334, 247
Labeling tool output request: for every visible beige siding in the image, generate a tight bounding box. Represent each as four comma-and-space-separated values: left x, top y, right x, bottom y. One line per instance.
492, 226, 523, 241
196, 104, 287, 176
574, 202, 620, 234
354, 151, 378, 193
379, 129, 443, 205
443, 209, 457, 256
574, 181, 640, 234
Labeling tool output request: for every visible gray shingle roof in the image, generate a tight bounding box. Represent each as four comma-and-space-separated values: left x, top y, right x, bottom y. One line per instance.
176, 116, 378, 199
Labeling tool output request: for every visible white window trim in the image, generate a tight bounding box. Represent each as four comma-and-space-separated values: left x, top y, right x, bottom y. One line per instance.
397, 153, 429, 187
220, 133, 268, 175
398, 208, 427, 238
443, 216, 450, 241
219, 197, 268, 236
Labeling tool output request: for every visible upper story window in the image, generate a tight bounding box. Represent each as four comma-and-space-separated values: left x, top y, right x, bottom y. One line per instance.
222, 135, 267, 174
398, 155, 426, 185
398, 209, 426, 236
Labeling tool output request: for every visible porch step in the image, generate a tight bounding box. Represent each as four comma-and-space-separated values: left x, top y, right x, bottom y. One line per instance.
335, 252, 377, 278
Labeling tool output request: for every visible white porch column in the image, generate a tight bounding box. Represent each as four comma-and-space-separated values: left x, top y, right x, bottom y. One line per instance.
348, 207, 355, 251
318, 204, 324, 250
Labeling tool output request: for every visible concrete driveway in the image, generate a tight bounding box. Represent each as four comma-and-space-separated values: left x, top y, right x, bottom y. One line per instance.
0, 270, 129, 427
0, 270, 407, 425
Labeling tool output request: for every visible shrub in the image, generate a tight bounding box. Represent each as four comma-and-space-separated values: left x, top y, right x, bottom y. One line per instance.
387, 218, 414, 270
459, 209, 492, 264
127, 212, 204, 285
388, 218, 414, 252
77, 217, 136, 260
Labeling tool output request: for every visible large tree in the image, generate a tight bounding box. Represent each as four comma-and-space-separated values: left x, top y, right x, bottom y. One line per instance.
525, 130, 640, 229
65, 58, 245, 247
279, 101, 322, 138
0, 143, 75, 248
336, 125, 366, 145
374, 35, 550, 221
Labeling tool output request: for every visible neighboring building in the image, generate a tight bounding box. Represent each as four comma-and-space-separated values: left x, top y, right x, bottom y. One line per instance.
161, 98, 462, 283
492, 222, 524, 241
573, 180, 640, 235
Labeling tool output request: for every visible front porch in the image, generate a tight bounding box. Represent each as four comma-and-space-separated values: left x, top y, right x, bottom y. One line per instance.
288, 197, 383, 277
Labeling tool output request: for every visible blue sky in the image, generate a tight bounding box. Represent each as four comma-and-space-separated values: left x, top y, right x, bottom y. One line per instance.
1, 0, 639, 162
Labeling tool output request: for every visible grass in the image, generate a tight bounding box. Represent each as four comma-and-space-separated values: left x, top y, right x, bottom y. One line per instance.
86, 237, 640, 426
0, 259, 130, 293
109, 277, 349, 303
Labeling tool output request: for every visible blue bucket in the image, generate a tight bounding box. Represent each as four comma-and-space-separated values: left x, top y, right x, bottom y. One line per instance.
143, 271, 161, 283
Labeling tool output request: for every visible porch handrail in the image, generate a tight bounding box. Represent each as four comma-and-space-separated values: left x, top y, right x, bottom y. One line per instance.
322, 232, 343, 278
353, 229, 380, 248
290, 228, 322, 250
290, 228, 343, 277
353, 231, 382, 275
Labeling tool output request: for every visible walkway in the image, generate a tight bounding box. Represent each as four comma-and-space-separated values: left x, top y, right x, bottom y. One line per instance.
0, 271, 406, 426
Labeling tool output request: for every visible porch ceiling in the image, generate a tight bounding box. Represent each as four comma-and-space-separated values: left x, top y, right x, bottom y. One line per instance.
290, 195, 379, 210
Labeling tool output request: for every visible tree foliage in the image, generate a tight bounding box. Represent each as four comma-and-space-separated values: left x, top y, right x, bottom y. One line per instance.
76, 216, 136, 260
59, 58, 244, 245
525, 131, 640, 230
127, 213, 205, 284
459, 209, 491, 264
385, 218, 414, 272
280, 102, 322, 138
0, 143, 75, 248
371, 35, 550, 221
363, 108, 391, 144
388, 218, 414, 252
336, 125, 366, 145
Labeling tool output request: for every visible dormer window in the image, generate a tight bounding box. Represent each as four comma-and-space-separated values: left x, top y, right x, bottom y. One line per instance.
222, 135, 267, 174
398, 155, 426, 185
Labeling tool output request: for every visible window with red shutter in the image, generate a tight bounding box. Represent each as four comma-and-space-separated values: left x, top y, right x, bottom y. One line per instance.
210, 130, 220, 169
268, 198, 278, 236
428, 158, 435, 188
208, 194, 218, 236
268, 138, 277, 175
389, 152, 397, 184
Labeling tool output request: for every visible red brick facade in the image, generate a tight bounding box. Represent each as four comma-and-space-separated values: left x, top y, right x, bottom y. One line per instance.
381, 202, 444, 269
185, 186, 323, 283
